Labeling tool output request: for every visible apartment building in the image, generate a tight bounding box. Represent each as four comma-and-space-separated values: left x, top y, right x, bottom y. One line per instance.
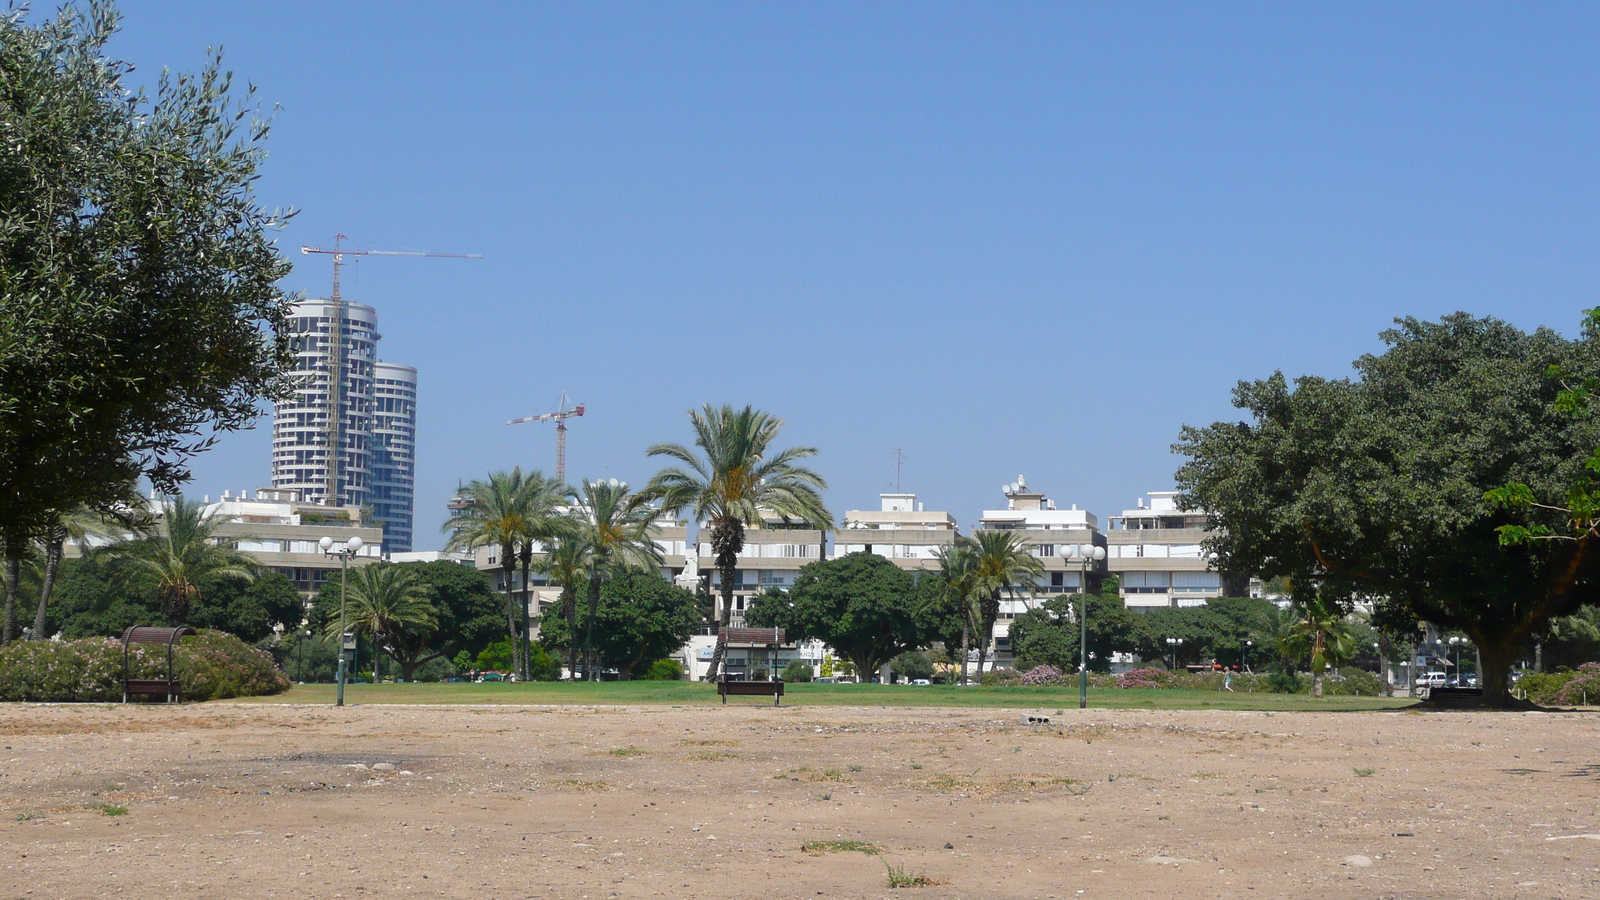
974, 476, 1105, 667
1105, 490, 1238, 609
695, 512, 824, 627
70, 489, 383, 600
270, 299, 419, 555
835, 492, 958, 572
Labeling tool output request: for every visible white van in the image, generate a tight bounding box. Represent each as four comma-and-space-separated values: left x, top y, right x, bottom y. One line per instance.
1414, 672, 1448, 688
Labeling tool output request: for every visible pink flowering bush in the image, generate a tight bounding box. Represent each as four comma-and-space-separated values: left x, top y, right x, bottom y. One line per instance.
1020, 665, 1064, 685
0, 631, 288, 702
1117, 667, 1180, 689
1546, 662, 1600, 706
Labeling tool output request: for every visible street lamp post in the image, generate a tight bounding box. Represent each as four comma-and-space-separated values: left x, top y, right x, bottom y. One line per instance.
1060, 543, 1106, 710
1243, 639, 1254, 674
297, 629, 311, 684
1448, 636, 1466, 685
320, 535, 364, 707
1166, 637, 1184, 671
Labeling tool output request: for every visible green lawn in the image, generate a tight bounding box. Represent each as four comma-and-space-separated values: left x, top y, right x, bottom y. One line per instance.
229, 681, 1417, 712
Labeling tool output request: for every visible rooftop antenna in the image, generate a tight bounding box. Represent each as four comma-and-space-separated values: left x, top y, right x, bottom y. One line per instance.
892, 448, 905, 492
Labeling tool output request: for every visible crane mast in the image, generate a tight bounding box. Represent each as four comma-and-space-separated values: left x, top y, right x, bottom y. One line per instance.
508, 394, 586, 483
300, 234, 481, 506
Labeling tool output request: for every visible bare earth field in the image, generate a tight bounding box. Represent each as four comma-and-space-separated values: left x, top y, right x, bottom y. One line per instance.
2, 702, 1598, 900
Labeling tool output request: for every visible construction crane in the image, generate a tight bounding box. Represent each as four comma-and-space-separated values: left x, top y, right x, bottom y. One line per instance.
508, 393, 586, 484
301, 234, 481, 506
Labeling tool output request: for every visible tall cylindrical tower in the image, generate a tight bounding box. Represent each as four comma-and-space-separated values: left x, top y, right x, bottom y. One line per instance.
371, 361, 418, 553
271, 299, 377, 509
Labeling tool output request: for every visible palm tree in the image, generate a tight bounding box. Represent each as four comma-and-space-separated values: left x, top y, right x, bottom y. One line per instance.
534, 532, 589, 679
441, 468, 567, 680
568, 478, 662, 681
933, 543, 981, 685
110, 496, 257, 626
966, 530, 1044, 677
327, 563, 437, 682
1283, 595, 1357, 698
644, 405, 832, 681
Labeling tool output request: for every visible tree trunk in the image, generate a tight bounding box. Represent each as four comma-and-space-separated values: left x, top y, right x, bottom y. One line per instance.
562, 586, 578, 680
519, 544, 534, 682
973, 588, 1001, 680
33, 527, 65, 640
706, 517, 744, 682
1311, 669, 1324, 698
584, 572, 601, 682
1, 544, 18, 644
960, 624, 970, 686
1476, 637, 1517, 707
500, 553, 519, 678
1535, 641, 1544, 673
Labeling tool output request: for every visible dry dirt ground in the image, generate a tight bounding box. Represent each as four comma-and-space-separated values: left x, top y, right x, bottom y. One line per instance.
2, 702, 1599, 900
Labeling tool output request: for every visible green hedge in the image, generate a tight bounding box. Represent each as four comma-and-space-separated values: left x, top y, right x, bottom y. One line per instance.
0, 631, 289, 702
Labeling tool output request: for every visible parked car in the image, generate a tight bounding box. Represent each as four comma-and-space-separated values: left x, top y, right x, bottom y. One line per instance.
1415, 672, 1448, 688
478, 672, 504, 683
911, 679, 931, 686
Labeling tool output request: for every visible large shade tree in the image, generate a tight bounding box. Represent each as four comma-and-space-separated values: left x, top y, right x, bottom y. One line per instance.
1177, 312, 1600, 706
0, 4, 296, 635
536, 571, 698, 679
644, 405, 831, 681
747, 552, 941, 679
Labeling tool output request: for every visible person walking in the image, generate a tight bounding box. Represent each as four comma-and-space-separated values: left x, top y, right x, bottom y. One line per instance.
1223, 669, 1234, 692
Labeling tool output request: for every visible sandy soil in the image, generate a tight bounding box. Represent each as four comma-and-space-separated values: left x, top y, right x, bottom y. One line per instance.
1, 701, 1598, 899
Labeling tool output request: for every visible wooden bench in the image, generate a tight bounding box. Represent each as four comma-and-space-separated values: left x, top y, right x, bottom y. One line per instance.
124, 678, 183, 703
121, 625, 195, 703
717, 678, 784, 706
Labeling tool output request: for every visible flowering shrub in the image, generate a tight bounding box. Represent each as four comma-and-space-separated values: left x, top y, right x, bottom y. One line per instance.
1117, 667, 1180, 689
1506, 664, 1600, 706
1019, 665, 1063, 685
0, 631, 288, 702
979, 668, 1024, 686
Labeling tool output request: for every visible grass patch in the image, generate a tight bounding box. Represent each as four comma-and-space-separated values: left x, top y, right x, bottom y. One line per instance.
801, 839, 881, 855
1353, 767, 1375, 777
89, 803, 127, 817
886, 864, 940, 888
551, 780, 611, 793
689, 750, 738, 761
14, 812, 43, 821
848, 764, 864, 772
238, 681, 1417, 711
921, 774, 1084, 797
677, 739, 738, 747
607, 746, 648, 757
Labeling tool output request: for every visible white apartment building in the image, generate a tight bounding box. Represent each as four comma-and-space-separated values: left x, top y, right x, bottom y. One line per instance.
835, 492, 958, 572
974, 476, 1105, 667
1105, 490, 1236, 609
70, 489, 383, 600
694, 512, 824, 627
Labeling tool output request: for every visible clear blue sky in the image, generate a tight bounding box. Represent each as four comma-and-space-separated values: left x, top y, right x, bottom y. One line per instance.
100, 1, 1600, 548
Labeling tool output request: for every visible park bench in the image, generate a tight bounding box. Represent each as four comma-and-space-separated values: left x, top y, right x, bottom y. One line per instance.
1423, 685, 1484, 707
121, 625, 195, 703
717, 677, 785, 706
